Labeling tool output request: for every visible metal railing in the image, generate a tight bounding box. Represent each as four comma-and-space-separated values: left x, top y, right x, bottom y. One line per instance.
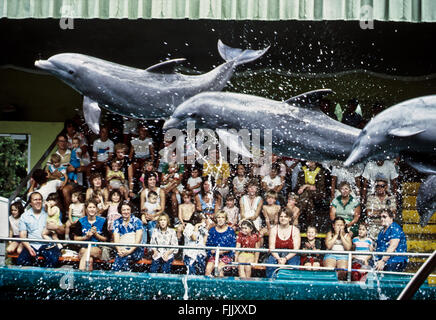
0, 236, 432, 281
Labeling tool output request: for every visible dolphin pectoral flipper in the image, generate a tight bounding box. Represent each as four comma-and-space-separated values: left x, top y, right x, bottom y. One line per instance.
216, 129, 253, 159
83, 96, 101, 134
217, 40, 269, 66
285, 89, 334, 108
145, 58, 187, 74
388, 127, 426, 138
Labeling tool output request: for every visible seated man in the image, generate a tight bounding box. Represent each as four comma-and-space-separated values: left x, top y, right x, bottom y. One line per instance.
295, 161, 326, 230
362, 160, 399, 203
17, 192, 64, 268
365, 176, 397, 241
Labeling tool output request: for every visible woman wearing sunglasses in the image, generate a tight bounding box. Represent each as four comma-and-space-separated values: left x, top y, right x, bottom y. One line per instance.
375, 209, 408, 272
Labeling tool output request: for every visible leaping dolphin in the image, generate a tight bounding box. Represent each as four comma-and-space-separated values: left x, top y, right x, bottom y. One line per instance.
163, 89, 361, 162
344, 95, 436, 169
34, 40, 269, 134
343, 95, 436, 226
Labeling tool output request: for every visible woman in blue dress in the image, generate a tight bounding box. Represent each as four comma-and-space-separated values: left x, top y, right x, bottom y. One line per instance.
111, 201, 144, 271
204, 211, 236, 277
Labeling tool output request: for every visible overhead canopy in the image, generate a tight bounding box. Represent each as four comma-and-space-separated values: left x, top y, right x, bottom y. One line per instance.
1, 0, 436, 22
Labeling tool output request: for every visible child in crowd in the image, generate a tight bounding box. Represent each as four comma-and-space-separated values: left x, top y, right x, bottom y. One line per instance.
141, 190, 161, 242
232, 164, 249, 200
261, 164, 284, 196
47, 153, 68, 187
42, 193, 64, 249
300, 226, 323, 270
262, 191, 281, 232
65, 191, 85, 240
223, 194, 240, 231
68, 137, 82, 184
177, 191, 196, 239
286, 193, 301, 227
139, 160, 156, 190
106, 190, 122, 237
182, 212, 208, 275
162, 162, 184, 217
150, 214, 178, 274
7, 201, 24, 254
235, 219, 260, 278
106, 160, 128, 199
186, 167, 202, 195
352, 223, 374, 281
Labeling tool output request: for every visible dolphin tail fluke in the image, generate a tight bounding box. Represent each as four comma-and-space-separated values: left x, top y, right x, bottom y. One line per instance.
83, 96, 101, 134
417, 175, 436, 227
218, 40, 269, 67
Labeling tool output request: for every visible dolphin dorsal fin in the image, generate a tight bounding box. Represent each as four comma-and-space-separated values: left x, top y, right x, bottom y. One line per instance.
145, 58, 186, 74
285, 89, 334, 109
389, 127, 426, 138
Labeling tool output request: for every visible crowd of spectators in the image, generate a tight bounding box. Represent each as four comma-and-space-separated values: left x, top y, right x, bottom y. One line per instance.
8, 107, 411, 278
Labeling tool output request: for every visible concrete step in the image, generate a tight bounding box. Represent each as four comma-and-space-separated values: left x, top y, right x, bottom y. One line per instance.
403, 196, 417, 210
407, 240, 436, 252
403, 224, 436, 235
402, 210, 436, 224
402, 182, 420, 196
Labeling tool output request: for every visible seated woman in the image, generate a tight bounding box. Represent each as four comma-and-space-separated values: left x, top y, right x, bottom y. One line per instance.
195, 177, 222, 228
265, 209, 301, 278
140, 172, 165, 239
111, 201, 144, 272
324, 217, 352, 280
72, 199, 110, 271
374, 209, 408, 272
85, 172, 109, 216
205, 211, 236, 277
329, 181, 361, 237
182, 212, 209, 275
149, 213, 178, 274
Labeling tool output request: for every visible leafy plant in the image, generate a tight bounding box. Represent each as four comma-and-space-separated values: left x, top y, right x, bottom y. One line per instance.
0, 136, 28, 199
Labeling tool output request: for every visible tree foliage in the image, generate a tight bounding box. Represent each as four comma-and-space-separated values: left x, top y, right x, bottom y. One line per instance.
0, 136, 28, 199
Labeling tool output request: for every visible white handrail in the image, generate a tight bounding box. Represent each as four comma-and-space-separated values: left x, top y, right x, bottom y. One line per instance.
0, 236, 433, 280
0, 236, 431, 257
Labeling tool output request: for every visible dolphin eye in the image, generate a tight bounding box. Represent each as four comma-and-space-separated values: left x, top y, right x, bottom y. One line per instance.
68, 70, 74, 75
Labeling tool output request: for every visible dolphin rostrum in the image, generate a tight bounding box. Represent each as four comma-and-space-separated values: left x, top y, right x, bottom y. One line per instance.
163, 89, 361, 162
34, 40, 269, 134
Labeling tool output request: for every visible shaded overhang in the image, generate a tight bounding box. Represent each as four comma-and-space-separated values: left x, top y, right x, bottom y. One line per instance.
1, 0, 436, 22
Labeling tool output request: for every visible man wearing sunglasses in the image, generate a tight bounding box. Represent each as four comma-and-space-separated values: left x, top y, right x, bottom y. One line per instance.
375, 209, 408, 272
365, 177, 397, 240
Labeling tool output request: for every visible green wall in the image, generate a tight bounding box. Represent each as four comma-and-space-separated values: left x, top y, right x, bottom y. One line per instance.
0, 121, 64, 170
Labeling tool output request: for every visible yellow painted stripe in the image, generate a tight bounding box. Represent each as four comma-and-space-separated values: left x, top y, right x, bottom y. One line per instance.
403, 196, 417, 210
402, 182, 421, 196
404, 224, 436, 235
300, 233, 326, 238
428, 275, 436, 285
407, 240, 436, 252
402, 210, 436, 224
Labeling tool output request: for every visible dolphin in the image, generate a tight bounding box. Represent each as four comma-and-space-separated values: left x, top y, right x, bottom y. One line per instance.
163, 89, 361, 162
343, 95, 436, 169
343, 95, 436, 226
416, 175, 436, 227
34, 40, 269, 134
